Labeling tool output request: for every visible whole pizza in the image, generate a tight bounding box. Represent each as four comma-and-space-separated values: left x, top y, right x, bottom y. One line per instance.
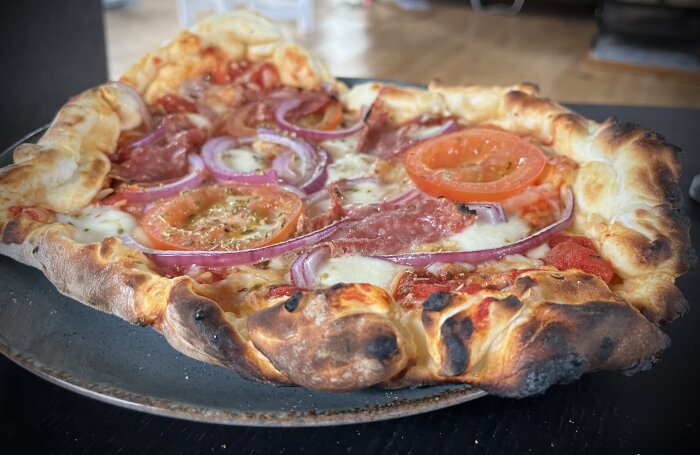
0, 10, 693, 397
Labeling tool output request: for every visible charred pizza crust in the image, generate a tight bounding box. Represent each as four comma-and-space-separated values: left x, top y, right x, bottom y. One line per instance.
0, 10, 692, 396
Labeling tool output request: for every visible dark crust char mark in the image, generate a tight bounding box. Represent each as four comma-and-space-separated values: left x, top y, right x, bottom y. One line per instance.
162, 281, 291, 384
482, 299, 669, 397
423, 291, 452, 312
440, 315, 474, 376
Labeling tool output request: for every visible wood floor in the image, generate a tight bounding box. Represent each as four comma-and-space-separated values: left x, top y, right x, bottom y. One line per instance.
104, 0, 700, 108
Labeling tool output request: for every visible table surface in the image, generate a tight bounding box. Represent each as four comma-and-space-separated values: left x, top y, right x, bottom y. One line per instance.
1, 104, 699, 454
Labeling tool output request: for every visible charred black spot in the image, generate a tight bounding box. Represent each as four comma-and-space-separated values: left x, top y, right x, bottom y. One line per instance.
423, 291, 452, 312
640, 238, 672, 263
284, 290, 303, 312
515, 276, 536, 293
591, 336, 615, 365
331, 282, 345, 290
32, 246, 39, 254
194, 309, 206, 321
440, 316, 473, 376
659, 177, 681, 206
671, 144, 684, 160
457, 204, 477, 216
666, 206, 690, 227
682, 247, 698, 271
364, 335, 398, 362
516, 352, 588, 397
499, 295, 523, 311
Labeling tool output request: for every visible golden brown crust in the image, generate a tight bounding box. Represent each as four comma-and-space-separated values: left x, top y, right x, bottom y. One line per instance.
248, 284, 414, 391
0, 10, 690, 397
386, 270, 669, 396
120, 9, 337, 104
343, 80, 693, 323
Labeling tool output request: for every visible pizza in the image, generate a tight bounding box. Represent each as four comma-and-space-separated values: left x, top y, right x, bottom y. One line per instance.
0, 10, 693, 397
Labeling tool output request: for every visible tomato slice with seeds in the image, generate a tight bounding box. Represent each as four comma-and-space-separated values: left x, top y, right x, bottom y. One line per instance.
141, 185, 303, 251
403, 128, 547, 202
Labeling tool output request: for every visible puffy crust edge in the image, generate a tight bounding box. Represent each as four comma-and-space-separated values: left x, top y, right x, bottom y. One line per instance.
0, 11, 690, 395
0, 219, 289, 384
120, 9, 338, 104
343, 80, 694, 323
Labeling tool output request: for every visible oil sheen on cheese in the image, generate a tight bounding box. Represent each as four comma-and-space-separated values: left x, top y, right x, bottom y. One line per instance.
445, 216, 530, 251
317, 255, 403, 290
58, 205, 137, 244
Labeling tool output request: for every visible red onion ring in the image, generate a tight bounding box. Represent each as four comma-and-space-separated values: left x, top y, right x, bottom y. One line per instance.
301, 149, 329, 194
403, 119, 459, 141
460, 203, 507, 224
120, 154, 205, 204
201, 136, 277, 185
290, 247, 331, 288
275, 99, 368, 141
120, 219, 349, 268
109, 81, 153, 131
127, 126, 165, 149
278, 183, 307, 199
271, 149, 300, 183
374, 188, 574, 268
258, 129, 329, 193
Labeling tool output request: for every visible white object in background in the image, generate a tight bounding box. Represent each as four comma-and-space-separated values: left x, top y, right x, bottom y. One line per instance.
177, 0, 315, 33
470, 0, 525, 15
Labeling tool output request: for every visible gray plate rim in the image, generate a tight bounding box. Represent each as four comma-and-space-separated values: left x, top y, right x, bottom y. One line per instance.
0, 77, 486, 427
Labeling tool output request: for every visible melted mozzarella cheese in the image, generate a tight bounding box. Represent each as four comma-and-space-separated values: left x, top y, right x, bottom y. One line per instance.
326, 151, 377, 182
341, 181, 391, 206
220, 148, 264, 173
445, 216, 530, 251
58, 205, 137, 244
526, 243, 550, 259
322, 136, 360, 159
317, 255, 403, 290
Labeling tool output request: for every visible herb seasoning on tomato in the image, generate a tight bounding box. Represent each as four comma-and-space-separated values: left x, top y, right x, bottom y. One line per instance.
140, 185, 302, 251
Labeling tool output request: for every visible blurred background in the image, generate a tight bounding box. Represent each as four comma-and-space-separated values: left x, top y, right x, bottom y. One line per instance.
1, 0, 699, 150
104, 0, 700, 107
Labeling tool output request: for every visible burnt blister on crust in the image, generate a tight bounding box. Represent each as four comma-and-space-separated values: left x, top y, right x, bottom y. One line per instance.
364, 335, 399, 362
498, 295, 523, 311
423, 291, 452, 312
164, 281, 286, 383
283, 290, 303, 312
440, 314, 474, 376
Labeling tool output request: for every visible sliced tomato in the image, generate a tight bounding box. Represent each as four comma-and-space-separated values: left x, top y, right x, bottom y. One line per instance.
548, 234, 595, 250
141, 185, 303, 251
268, 284, 303, 298
543, 241, 614, 283
403, 128, 547, 202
